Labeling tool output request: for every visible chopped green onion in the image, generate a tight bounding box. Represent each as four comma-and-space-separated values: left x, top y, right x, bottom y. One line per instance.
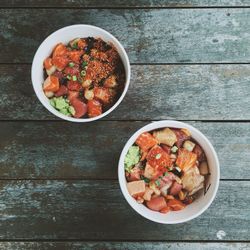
155, 153, 161, 159
80, 70, 86, 77
168, 166, 173, 171
141, 176, 150, 183
155, 180, 161, 187
82, 61, 88, 68
69, 62, 75, 67
77, 76, 83, 83
72, 75, 77, 81
163, 172, 169, 176
171, 146, 178, 153
72, 43, 78, 49
66, 75, 71, 80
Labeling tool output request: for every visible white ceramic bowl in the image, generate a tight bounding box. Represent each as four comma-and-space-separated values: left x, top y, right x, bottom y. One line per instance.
118, 120, 220, 224
31, 24, 131, 122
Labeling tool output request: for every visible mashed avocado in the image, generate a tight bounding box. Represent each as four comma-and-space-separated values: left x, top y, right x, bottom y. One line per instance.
68, 106, 75, 116
124, 146, 141, 172
50, 97, 75, 116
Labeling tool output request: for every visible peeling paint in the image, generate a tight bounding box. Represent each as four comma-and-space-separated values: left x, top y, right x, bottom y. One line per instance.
216, 230, 226, 240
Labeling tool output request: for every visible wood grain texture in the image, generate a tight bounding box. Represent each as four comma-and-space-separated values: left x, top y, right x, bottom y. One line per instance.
0, 242, 249, 250
1, 0, 250, 8
1, 9, 250, 63
1, 64, 250, 120
0, 121, 249, 179
0, 180, 248, 240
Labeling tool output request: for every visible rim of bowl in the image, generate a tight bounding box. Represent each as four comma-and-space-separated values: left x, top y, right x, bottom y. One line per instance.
31, 24, 131, 122
118, 120, 220, 224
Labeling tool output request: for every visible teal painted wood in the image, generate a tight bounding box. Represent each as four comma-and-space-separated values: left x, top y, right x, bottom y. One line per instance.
0, 242, 249, 250
1, 9, 250, 63
0, 3, 249, 245
112, 64, 250, 120
1, 64, 250, 120
0, 180, 248, 240
1, 0, 250, 7
0, 121, 249, 179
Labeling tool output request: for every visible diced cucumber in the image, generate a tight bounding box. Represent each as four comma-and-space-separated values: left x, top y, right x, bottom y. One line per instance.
171, 146, 178, 153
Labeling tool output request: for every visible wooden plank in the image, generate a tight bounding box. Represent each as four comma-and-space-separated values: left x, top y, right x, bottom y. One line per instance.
1, 0, 250, 8
1, 9, 250, 63
0, 180, 248, 240
0, 121, 249, 179
0, 242, 249, 250
1, 64, 250, 120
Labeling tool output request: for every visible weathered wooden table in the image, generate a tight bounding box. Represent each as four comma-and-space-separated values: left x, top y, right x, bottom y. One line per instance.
0, 1, 249, 249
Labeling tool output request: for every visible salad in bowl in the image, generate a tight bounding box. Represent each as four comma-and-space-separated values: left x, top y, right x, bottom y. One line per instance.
118, 121, 220, 224
31, 25, 130, 122
43, 37, 125, 118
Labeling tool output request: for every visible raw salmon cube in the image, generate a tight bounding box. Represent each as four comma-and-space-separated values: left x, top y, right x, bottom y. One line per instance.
94, 87, 111, 104
146, 197, 167, 211
43, 75, 59, 92
135, 132, 158, 152
146, 145, 172, 170
52, 43, 67, 58
176, 148, 197, 172
87, 99, 102, 118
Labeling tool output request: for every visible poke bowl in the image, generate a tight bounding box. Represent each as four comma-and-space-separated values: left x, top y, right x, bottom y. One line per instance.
118, 120, 220, 224
31, 24, 130, 122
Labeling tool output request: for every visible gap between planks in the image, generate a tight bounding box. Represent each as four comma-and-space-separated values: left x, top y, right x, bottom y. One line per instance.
0, 239, 249, 243
2, 6, 250, 10
0, 120, 249, 123
3, 62, 250, 65
0, 178, 246, 181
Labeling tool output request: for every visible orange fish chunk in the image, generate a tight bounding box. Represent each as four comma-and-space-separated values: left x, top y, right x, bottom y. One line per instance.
146, 145, 172, 170
176, 148, 197, 172
135, 132, 158, 152
43, 75, 59, 92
